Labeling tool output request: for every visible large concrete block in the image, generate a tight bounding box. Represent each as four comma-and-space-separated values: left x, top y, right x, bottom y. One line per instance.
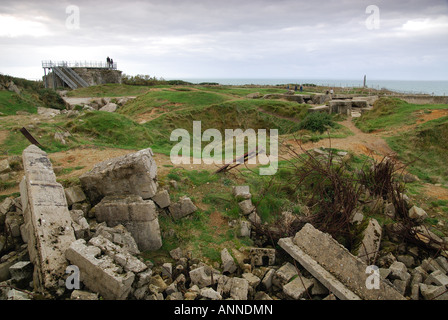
329, 100, 352, 115
65, 239, 135, 300
79, 148, 158, 204
94, 195, 162, 251
20, 145, 76, 293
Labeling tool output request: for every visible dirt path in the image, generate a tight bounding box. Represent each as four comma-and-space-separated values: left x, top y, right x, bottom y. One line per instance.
283, 117, 396, 162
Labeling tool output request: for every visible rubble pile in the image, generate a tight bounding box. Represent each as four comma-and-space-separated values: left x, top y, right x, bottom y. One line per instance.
1, 145, 447, 300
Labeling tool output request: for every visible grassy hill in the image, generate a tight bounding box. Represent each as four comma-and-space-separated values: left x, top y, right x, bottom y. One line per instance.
0, 74, 66, 116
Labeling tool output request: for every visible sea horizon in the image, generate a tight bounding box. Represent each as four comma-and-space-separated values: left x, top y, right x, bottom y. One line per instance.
175, 78, 448, 96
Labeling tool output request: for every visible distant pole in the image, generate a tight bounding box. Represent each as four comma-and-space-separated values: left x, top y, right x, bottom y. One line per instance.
363, 75, 367, 88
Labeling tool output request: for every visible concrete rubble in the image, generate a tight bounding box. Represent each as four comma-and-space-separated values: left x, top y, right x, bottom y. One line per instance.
2, 145, 448, 301
79, 148, 158, 203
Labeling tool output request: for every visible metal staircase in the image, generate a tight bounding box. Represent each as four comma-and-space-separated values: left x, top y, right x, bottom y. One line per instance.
62, 67, 89, 88
52, 66, 89, 89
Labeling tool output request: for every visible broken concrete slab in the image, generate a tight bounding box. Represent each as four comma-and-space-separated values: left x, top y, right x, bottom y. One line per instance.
94, 195, 162, 252
65, 239, 135, 300
279, 223, 406, 300
273, 262, 298, 288
88, 236, 147, 273
357, 219, 382, 265
79, 148, 158, 204
94, 224, 140, 255
20, 145, 76, 293
283, 276, 314, 300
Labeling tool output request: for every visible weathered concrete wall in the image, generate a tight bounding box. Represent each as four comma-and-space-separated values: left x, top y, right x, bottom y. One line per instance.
20, 145, 76, 293
44, 68, 122, 89
72, 68, 122, 86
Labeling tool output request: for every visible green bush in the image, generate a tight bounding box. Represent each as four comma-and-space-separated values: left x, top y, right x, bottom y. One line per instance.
299, 112, 335, 133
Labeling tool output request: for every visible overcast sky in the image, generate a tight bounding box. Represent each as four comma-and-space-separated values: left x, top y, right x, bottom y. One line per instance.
1, 0, 447, 81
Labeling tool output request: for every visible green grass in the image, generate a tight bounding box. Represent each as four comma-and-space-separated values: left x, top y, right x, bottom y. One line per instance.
0, 91, 38, 115
355, 97, 448, 133
66, 83, 152, 98
195, 86, 291, 97
119, 89, 232, 117
65, 111, 153, 150
387, 116, 448, 185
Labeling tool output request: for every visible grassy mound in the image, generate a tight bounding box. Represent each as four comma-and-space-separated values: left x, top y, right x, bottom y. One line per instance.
0, 74, 66, 115
119, 89, 232, 117
387, 116, 448, 184
355, 97, 448, 132
65, 111, 153, 150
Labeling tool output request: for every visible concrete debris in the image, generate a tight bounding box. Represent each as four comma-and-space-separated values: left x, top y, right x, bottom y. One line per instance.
279, 223, 406, 300
65, 186, 87, 207
79, 148, 158, 203
20, 145, 76, 293
357, 218, 382, 265
94, 195, 162, 251
65, 239, 135, 300
169, 196, 197, 220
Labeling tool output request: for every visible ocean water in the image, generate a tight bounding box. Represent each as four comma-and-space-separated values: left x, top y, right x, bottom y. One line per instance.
179, 78, 448, 96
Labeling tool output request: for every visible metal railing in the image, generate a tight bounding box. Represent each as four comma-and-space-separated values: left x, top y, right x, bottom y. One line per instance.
42, 60, 117, 70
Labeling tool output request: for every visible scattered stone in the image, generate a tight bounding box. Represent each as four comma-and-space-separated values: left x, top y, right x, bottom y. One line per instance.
238, 200, 255, 215
389, 261, 411, 282
229, 277, 249, 300
70, 290, 99, 300
152, 190, 171, 208
242, 273, 261, 288
283, 276, 314, 300
409, 206, 428, 222
232, 186, 251, 200
419, 283, 448, 300
254, 292, 273, 300
37, 107, 61, 117
65, 186, 87, 206
221, 248, 237, 274
170, 247, 184, 261
0, 159, 11, 174
273, 262, 298, 288
260, 269, 275, 290
424, 270, 448, 287
169, 196, 197, 220
239, 220, 251, 238
189, 266, 220, 289
99, 102, 118, 113
200, 287, 222, 300
9, 261, 33, 288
